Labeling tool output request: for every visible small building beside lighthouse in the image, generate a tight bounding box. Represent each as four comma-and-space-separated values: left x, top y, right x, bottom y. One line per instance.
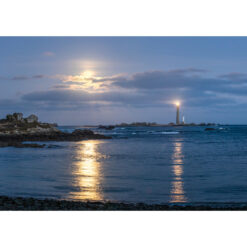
182, 116, 185, 124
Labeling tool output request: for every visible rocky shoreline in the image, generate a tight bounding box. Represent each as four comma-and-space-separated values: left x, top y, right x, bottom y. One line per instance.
0, 113, 111, 148
0, 129, 111, 142
0, 196, 247, 210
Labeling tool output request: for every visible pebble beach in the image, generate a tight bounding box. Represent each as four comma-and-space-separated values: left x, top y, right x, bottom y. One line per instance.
1, 196, 247, 210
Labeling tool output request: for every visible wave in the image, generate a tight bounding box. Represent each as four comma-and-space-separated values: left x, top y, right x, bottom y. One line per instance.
149, 131, 179, 135
161, 131, 179, 134
113, 131, 180, 136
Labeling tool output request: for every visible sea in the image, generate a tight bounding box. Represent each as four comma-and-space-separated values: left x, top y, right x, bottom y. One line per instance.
1, 125, 247, 205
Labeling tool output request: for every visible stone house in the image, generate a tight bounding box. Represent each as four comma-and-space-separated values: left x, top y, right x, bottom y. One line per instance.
13, 113, 24, 121
26, 114, 38, 123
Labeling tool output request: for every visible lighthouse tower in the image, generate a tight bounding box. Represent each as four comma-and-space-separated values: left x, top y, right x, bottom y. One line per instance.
176, 102, 180, 125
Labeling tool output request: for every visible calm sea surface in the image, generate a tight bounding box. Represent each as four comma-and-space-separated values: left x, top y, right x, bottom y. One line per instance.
1, 125, 247, 204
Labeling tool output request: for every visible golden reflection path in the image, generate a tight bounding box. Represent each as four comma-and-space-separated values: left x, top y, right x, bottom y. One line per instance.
170, 140, 187, 203
69, 140, 106, 201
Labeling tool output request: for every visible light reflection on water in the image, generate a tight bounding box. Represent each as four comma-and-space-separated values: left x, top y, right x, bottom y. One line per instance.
68, 140, 105, 201
69, 139, 188, 203
170, 140, 187, 203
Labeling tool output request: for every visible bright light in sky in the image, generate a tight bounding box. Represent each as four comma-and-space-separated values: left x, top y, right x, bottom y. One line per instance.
175, 101, 180, 106
60, 70, 114, 93
82, 70, 94, 78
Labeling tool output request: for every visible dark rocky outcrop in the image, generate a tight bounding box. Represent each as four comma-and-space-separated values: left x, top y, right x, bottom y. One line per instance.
98, 125, 115, 130
0, 142, 46, 148
205, 128, 216, 131
0, 113, 111, 148
0, 129, 111, 143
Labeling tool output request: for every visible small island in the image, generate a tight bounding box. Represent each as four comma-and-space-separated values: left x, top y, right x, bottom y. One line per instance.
89, 122, 217, 130
0, 113, 111, 148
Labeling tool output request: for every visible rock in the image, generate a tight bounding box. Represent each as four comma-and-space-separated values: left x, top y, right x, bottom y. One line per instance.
0, 113, 111, 147
0, 195, 247, 210
13, 143, 46, 148
0, 141, 46, 148
72, 129, 95, 136
98, 125, 115, 130
0, 142, 9, 147
205, 128, 216, 131
47, 144, 61, 148
0, 127, 111, 144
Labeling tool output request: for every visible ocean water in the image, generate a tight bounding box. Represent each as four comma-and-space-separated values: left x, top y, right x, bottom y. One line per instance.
1, 125, 247, 204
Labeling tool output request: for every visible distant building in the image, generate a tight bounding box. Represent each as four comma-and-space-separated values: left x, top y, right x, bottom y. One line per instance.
26, 114, 38, 123
13, 113, 23, 121
6, 113, 24, 122
6, 114, 14, 122
182, 116, 185, 124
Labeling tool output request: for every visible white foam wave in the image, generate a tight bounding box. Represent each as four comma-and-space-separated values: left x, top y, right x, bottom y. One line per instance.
161, 131, 179, 134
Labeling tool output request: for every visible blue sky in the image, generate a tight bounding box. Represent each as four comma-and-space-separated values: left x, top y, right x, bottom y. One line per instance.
1, 37, 247, 125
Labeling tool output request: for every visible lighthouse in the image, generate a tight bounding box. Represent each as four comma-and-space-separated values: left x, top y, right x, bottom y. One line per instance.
176, 102, 180, 125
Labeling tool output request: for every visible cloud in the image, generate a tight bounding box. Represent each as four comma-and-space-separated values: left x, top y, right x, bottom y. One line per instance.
111, 69, 247, 99
22, 89, 92, 102
32, 75, 45, 79
168, 68, 208, 74
113, 69, 220, 90
0, 99, 39, 116
0, 75, 46, 81
53, 72, 124, 92
21, 86, 173, 112
219, 72, 247, 80
55, 69, 208, 92
12, 76, 29, 80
